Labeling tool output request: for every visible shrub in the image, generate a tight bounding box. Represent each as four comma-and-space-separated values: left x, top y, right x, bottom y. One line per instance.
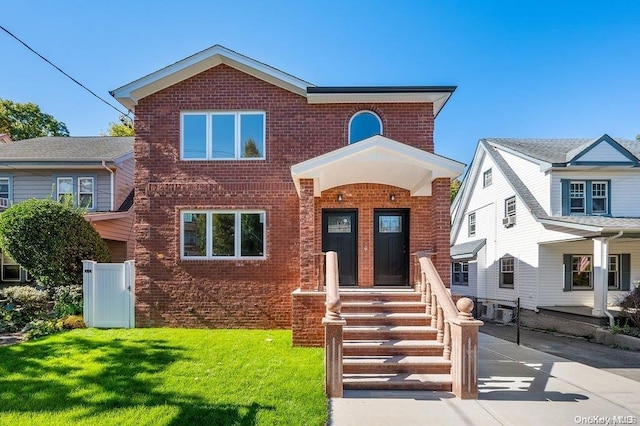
0, 198, 110, 288
51, 284, 83, 317
0, 285, 49, 330
59, 314, 86, 330
619, 285, 640, 329
23, 319, 62, 340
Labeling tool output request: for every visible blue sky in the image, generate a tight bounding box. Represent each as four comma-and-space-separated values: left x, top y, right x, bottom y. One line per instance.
1, 0, 638, 167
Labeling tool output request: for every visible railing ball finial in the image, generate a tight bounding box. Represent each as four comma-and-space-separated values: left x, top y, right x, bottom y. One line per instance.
456, 297, 474, 320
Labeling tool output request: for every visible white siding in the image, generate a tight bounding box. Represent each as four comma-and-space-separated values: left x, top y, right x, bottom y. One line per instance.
550, 170, 640, 217
538, 240, 640, 307
496, 149, 551, 214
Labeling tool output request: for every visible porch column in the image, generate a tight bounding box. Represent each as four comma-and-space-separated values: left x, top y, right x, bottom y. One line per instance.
299, 178, 316, 291
592, 238, 609, 317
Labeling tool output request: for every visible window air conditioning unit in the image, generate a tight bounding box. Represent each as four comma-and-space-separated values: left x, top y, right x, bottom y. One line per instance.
481, 303, 495, 319
495, 308, 513, 323
502, 216, 516, 227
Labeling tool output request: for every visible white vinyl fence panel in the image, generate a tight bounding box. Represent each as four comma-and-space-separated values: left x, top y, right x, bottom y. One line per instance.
82, 260, 135, 328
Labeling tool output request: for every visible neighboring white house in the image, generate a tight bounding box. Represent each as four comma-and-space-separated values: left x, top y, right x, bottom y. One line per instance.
450, 134, 640, 320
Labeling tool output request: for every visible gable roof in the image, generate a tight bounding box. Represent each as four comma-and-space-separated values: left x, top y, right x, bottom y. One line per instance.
111, 44, 457, 116
452, 136, 640, 242
486, 134, 640, 167
0, 137, 134, 163
291, 134, 464, 197
111, 45, 314, 111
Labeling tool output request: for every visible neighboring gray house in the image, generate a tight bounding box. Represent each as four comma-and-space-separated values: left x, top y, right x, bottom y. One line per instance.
0, 136, 134, 284
451, 134, 640, 324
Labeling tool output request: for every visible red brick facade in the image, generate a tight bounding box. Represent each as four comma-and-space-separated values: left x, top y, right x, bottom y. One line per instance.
132, 64, 452, 345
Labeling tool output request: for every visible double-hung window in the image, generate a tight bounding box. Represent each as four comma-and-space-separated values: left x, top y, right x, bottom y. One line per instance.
181, 111, 265, 160
56, 176, 96, 210
499, 257, 514, 289
0, 177, 10, 207
181, 210, 266, 259
505, 196, 516, 217
468, 212, 476, 237
562, 180, 610, 215
452, 262, 469, 286
483, 169, 492, 187
563, 253, 631, 291
57, 177, 74, 203
608, 255, 619, 289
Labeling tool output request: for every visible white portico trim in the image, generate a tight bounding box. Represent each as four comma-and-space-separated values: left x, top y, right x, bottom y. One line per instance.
290, 135, 464, 197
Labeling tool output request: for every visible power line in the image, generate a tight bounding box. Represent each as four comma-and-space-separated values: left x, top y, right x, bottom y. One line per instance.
0, 24, 131, 118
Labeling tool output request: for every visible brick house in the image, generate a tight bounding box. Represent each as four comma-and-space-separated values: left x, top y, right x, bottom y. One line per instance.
111, 45, 464, 346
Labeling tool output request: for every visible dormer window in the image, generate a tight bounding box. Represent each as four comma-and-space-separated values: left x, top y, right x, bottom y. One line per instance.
562, 180, 610, 216
349, 111, 382, 144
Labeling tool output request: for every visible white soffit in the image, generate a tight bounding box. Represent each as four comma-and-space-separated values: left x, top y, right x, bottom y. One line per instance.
111, 45, 313, 112
290, 135, 464, 196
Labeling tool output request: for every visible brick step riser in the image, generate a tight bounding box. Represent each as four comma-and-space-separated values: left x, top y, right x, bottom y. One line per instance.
344, 331, 437, 340
343, 364, 451, 375
343, 347, 443, 356
341, 306, 427, 314
343, 318, 430, 327
343, 381, 452, 391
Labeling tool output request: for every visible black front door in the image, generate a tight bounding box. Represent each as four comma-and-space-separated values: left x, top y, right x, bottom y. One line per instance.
374, 209, 409, 286
322, 210, 357, 286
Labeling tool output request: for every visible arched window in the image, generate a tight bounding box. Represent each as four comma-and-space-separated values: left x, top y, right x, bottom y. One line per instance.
349, 111, 382, 144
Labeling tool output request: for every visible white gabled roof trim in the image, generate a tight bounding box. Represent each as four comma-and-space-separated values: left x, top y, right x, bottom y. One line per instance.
111, 45, 315, 111
290, 135, 464, 197
307, 92, 452, 116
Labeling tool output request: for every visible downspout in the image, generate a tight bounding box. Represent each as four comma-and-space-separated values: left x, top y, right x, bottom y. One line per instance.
603, 230, 624, 327
102, 161, 114, 211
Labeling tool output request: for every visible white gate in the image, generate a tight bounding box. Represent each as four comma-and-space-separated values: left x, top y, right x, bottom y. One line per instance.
82, 260, 135, 328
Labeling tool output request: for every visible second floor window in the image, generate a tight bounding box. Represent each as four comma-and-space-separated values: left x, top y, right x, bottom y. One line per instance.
505, 196, 516, 217
562, 180, 610, 215
56, 176, 96, 210
483, 169, 492, 187
57, 177, 73, 203
349, 111, 382, 144
181, 111, 265, 160
468, 212, 476, 237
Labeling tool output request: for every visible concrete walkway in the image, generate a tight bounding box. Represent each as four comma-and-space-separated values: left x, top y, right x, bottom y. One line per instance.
330, 333, 640, 425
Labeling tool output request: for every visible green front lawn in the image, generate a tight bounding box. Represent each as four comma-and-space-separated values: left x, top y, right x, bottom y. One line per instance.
0, 329, 327, 425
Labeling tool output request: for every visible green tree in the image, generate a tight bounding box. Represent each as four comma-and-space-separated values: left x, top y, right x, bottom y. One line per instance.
636, 134, 639, 142
105, 115, 134, 136
0, 99, 69, 140
0, 199, 110, 288
450, 179, 461, 202
243, 137, 261, 158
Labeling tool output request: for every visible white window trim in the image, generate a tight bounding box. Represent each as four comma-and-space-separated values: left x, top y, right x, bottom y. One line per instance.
78, 176, 95, 210
569, 181, 586, 215
56, 177, 74, 202
591, 181, 608, 214
499, 257, 515, 289
0, 176, 11, 204
608, 254, 619, 289
571, 254, 593, 290
181, 210, 266, 260
348, 110, 383, 144
180, 111, 266, 161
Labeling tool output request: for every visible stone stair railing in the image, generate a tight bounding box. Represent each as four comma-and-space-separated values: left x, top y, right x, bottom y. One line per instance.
323, 251, 345, 397
415, 251, 483, 399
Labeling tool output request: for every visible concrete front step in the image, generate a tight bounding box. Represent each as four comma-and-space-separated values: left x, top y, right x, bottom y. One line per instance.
343, 373, 452, 391
342, 312, 431, 327
341, 301, 427, 314
344, 325, 437, 341
343, 339, 444, 356
343, 355, 451, 374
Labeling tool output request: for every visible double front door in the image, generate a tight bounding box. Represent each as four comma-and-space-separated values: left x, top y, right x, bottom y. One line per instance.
322, 209, 409, 286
